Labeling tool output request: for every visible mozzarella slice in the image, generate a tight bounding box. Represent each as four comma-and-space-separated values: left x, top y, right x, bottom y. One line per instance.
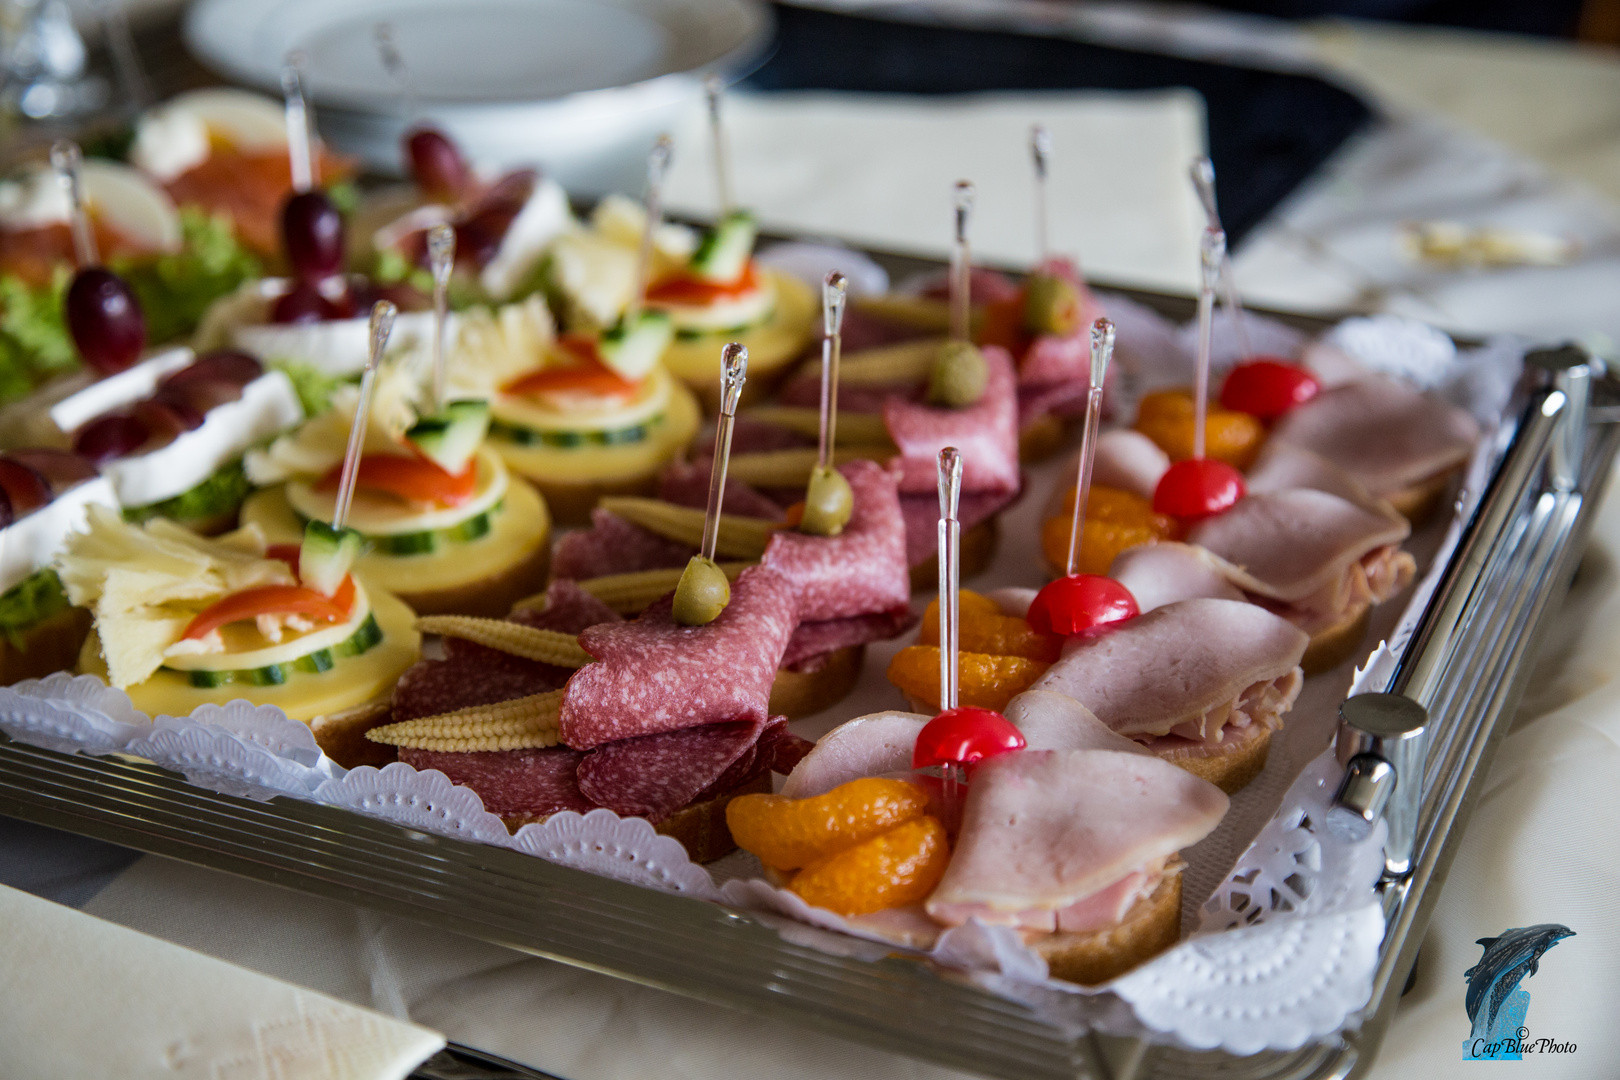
479, 176, 573, 301
0, 478, 118, 594
132, 88, 288, 181
48, 346, 194, 437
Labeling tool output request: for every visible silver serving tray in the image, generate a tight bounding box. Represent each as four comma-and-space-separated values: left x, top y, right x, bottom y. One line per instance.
0, 277, 1612, 1080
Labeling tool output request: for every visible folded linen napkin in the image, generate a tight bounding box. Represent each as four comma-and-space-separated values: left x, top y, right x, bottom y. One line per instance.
0, 883, 444, 1079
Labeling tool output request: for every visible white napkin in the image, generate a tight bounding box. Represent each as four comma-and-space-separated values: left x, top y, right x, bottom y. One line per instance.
662, 90, 1208, 293
0, 883, 444, 1080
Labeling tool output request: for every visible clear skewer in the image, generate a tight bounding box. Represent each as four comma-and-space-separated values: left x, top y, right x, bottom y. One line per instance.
1064, 318, 1115, 578
95, 0, 150, 110
374, 22, 417, 118
937, 446, 963, 712
333, 301, 397, 531
816, 272, 847, 471
282, 53, 316, 193
1194, 227, 1226, 463
49, 141, 96, 268
704, 74, 732, 216
1189, 156, 1252, 360
627, 135, 674, 321
701, 343, 748, 563
1030, 125, 1052, 264
949, 181, 974, 343
426, 223, 455, 410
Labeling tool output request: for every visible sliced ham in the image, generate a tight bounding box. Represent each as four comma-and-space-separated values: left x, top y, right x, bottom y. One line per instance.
1108, 542, 1244, 614
1188, 489, 1410, 605
925, 748, 1227, 927
1269, 374, 1479, 496
561, 565, 798, 749
762, 459, 910, 623
1003, 690, 1152, 755
884, 345, 1021, 496
1245, 441, 1385, 513
1091, 429, 1170, 500
780, 711, 929, 799
1033, 598, 1307, 741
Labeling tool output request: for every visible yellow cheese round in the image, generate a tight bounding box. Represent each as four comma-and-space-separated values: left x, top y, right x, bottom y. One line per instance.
489, 377, 701, 486
660, 269, 816, 389
89, 581, 421, 724
240, 473, 552, 596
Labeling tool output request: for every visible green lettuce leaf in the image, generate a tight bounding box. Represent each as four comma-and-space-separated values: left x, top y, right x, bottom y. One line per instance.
0, 268, 76, 405
123, 460, 251, 526
0, 568, 71, 649
270, 359, 352, 415
114, 208, 263, 345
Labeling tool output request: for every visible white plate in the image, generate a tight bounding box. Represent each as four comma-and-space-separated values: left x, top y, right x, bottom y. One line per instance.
183, 0, 772, 192
185, 0, 770, 109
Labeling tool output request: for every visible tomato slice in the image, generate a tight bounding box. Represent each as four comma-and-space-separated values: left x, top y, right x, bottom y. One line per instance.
265, 543, 303, 571
315, 453, 477, 506
182, 576, 354, 641
645, 260, 760, 305
503, 344, 643, 403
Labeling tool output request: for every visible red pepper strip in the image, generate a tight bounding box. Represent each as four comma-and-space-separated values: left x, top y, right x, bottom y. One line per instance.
502, 347, 643, 402
644, 260, 760, 305
315, 453, 477, 507
181, 576, 355, 641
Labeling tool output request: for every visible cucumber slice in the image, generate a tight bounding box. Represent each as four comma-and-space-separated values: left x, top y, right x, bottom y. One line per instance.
598, 311, 673, 381
489, 417, 660, 449
300, 501, 504, 557
406, 399, 491, 474
171, 614, 382, 688
299, 520, 364, 597
688, 210, 757, 284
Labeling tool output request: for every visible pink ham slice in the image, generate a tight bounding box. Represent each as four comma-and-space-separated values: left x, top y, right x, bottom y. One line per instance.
1032, 598, 1307, 741
1108, 542, 1245, 614
1091, 430, 1170, 500
1244, 441, 1385, 512
561, 564, 798, 750
780, 711, 929, 799
761, 459, 910, 623
1003, 690, 1154, 755
1187, 489, 1410, 605
884, 344, 1021, 497
925, 748, 1227, 929
1269, 374, 1479, 497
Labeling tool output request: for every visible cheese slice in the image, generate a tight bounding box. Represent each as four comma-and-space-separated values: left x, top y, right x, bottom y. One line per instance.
491, 377, 701, 485
282, 445, 509, 537
660, 269, 816, 387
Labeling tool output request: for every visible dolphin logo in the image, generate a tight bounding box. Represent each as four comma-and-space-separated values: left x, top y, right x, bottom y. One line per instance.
1463, 923, 1574, 1043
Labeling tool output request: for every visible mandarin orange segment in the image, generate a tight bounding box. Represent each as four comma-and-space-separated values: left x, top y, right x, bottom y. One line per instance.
919, 593, 1060, 662
1041, 485, 1176, 574
789, 815, 951, 916
726, 777, 929, 871
885, 645, 1049, 713
1133, 388, 1265, 469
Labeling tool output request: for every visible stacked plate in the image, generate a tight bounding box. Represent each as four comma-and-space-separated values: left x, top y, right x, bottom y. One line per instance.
184, 0, 772, 192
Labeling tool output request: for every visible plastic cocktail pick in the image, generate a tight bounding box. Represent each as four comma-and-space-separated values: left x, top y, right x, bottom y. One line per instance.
426, 223, 455, 410
1189, 156, 1253, 360
627, 135, 674, 321
1030, 125, 1052, 263
1066, 318, 1114, 577
949, 181, 974, 343
936, 445, 962, 711
281, 52, 316, 193
332, 300, 397, 531
49, 141, 96, 268
701, 342, 748, 563
817, 272, 847, 472
704, 74, 732, 216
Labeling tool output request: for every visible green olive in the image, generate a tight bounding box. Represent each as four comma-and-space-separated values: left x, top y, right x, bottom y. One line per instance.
672, 556, 731, 626
927, 340, 989, 409
1023, 272, 1082, 336
799, 465, 854, 536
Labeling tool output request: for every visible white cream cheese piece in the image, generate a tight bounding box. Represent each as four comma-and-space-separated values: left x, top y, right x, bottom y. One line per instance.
0, 160, 181, 251
479, 176, 573, 301
104, 369, 304, 509
47, 346, 194, 438
0, 477, 118, 594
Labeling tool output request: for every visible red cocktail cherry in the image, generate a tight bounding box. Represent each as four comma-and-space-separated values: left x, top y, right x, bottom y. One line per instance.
1219, 357, 1319, 421
912, 706, 1026, 773
1153, 458, 1246, 519
1027, 573, 1139, 637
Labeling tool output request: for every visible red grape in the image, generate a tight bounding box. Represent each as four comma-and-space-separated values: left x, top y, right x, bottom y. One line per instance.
455, 169, 536, 268
406, 127, 473, 201
65, 268, 146, 375
0, 487, 12, 529
135, 398, 204, 441
166, 350, 263, 389
4, 449, 97, 489
73, 413, 150, 464
281, 190, 346, 284
270, 280, 342, 324
0, 457, 52, 515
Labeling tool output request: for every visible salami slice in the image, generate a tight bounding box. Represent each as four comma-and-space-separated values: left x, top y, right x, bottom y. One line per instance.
777, 375, 911, 415
884, 345, 1020, 496
399, 746, 594, 817
561, 564, 798, 749
900, 487, 1018, 568
1013, 259, 1106, 391
576, 718, 765, 821
781, 607, 916, 670
511, 579, 624, 635
761, 459, 910, 623
659, 460, 787, 521
553, 508, 695, 581
731, 416, 817, 455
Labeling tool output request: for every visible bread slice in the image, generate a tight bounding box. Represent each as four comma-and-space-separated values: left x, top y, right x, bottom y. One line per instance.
1151, 722, 1271, 796
1386, 468, 1456, 527
910, 516, 999, 590
500, 769, 772, 864
309, 698, 397, 769
1300, 603, 1373, 676
0, 605, 92, 686
769, 644, 864, 720
1033, 861, 1184, 986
